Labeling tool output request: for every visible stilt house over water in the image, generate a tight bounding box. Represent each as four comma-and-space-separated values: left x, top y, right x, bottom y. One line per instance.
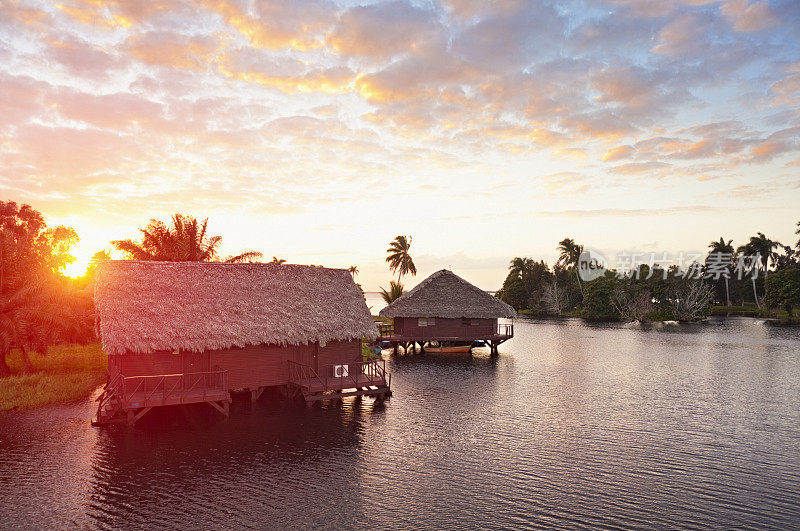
378, 269, 516, 354
93, 261, 388, 426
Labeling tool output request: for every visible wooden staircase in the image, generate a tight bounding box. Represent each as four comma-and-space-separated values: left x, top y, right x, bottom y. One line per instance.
92, 375, 125, 426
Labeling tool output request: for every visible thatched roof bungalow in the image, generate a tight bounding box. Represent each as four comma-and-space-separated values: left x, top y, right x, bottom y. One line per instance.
378, 269, 516, 354
95, 261, 377, 355
93, 261, 388, 426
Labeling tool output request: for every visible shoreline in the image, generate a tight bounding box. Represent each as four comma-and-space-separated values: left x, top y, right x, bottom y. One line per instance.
0, 343, 107, 412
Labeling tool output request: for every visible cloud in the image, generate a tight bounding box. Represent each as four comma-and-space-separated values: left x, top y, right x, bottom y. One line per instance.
218, 48, 356, 93
721, 0, 777, 32
610, 161, 671, 175
328, 1, 442, 60
652, 13, 707, 56
44, 36, 124, 78
2, 0, 799, 257
127, 31, 221, 70
199, 0, 333, 50
602, 145, 635, 161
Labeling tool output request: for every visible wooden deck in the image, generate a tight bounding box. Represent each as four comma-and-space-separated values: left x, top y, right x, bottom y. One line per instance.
94, 370, 231, 426
122, 388, 229, 409
378, 323, 513, 355
288, 360, 391, 402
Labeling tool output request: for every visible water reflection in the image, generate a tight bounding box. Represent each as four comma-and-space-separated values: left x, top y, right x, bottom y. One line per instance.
1, 317, 799, 529
87, 397, 375, 528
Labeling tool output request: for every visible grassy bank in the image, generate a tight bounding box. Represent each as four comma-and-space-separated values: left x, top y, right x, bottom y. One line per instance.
0, 343, 107, 411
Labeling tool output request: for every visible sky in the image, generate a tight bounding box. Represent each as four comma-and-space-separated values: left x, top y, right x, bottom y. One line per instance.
1, 0, 799, 290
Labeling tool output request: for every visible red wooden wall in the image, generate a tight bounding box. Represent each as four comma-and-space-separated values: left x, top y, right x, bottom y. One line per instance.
317, 340, 361, 377
110, 339, 363, 390
211, 345, 289, 389
395, 317, 497, 339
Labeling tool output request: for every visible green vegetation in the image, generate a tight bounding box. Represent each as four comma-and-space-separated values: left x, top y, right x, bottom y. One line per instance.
765, 269, 800, 320
709, 304, 761, 317
380, 280, 405, 304
499, 222, 800, 322
0, 343, 106, 411
361, 340, 379, 362
0, 201, 95, 376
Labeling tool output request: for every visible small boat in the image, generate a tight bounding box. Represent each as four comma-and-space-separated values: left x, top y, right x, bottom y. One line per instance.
424, 341, 473, 353
425, 345, 472, 353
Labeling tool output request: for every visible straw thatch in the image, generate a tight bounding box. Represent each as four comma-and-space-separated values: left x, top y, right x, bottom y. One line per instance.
94, 261, 377, 355
379, 269, 516, 319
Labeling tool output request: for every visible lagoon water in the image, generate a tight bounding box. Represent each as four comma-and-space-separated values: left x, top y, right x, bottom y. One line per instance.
1, 311, 800, 529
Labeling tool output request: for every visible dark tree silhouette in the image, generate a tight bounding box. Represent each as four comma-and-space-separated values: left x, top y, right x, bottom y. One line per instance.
112, 214, 262, 263
386, 235, 416, 279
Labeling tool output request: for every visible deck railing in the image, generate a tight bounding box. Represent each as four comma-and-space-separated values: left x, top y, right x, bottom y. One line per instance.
377, 321, 514, 340
288, 359, 388, 393
287, 360, 325, 391
497, 323, 513, 337
120, 370, 228, 407
377, 322, 394, 337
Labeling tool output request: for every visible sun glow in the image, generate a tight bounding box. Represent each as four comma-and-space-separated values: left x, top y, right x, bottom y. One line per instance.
63, 254, 91, 278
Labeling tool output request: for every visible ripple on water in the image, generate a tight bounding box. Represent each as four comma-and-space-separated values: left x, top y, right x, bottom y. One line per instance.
0, 317, 799, 529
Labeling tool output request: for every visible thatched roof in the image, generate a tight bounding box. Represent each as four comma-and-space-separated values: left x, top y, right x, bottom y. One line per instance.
379, 269, 517, 319
94, 261, 377, 355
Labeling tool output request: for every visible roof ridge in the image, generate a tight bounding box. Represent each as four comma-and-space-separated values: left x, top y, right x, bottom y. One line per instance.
379, 269, 516, 319
96, 260, 346, 272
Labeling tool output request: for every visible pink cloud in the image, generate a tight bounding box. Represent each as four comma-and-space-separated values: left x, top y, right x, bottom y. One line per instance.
652, 13, 707, 57
127, 31, 220, 70
602, 145, 635, 162
721, 0, 777, 32
329, 1, 442, 60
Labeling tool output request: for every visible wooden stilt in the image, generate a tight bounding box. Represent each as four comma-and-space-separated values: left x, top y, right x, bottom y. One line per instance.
250, 386, 266, 403
208, 400, 230, 417
126, 407, 152, 426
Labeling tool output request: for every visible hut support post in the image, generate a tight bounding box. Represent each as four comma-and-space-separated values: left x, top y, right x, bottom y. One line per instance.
208, 400, 230, 418
127, 407, 152, 426
250, 386, 266, 403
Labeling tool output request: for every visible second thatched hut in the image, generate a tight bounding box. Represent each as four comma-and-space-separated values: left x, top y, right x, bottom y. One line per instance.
378, 269, 516, 354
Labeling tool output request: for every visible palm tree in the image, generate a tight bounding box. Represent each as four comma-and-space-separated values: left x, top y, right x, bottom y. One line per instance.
379, 280, 405, 304
556, 238, 584, 296
386, 235, 416, 280
348, 265, 359, 278
112, 214, 263, 263
739, 232, 780, 278
508, 257, 533, 278
737, 233, 780, 308
0, 274, 77, 375
708, 237, 734, 306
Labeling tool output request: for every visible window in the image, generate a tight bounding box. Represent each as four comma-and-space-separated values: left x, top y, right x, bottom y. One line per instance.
429, 318, 435, 326
418, 318, 428, 327
471, 320, 480, 326
461, 318, 470, 326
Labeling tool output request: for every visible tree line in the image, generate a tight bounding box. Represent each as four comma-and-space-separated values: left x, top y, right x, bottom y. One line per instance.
0, 207, 268, 377
0, 202, 93, 375
497, 228, 800, 322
